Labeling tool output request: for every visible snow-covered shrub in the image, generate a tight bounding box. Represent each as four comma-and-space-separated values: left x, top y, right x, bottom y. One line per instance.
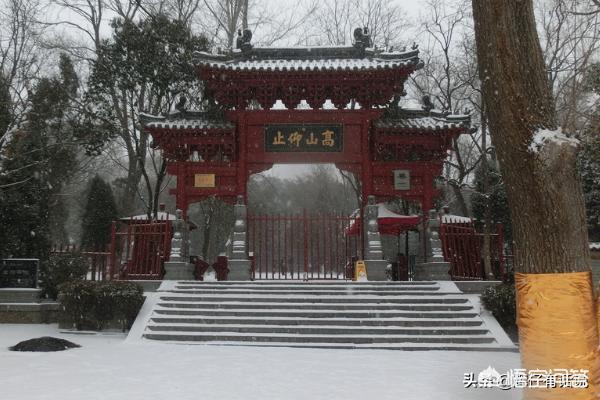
111, 282, 145, 330
58, 281, 97, 330
59, 281, 144, 331
480, 284, 516, 331
40, 254, 88, 300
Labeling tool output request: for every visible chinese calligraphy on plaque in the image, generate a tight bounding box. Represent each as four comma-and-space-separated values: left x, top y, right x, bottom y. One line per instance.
265, 124, 343, 152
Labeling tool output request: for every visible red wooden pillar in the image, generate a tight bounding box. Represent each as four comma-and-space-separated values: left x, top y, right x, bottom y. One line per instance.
422, 172, 434, 213
108, 221, 117, 281
236, 112, 248, 202
177, 164, 191, 219
361, 112, 374, 202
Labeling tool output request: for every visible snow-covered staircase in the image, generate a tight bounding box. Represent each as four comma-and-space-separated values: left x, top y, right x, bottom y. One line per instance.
133, 281, 516, 351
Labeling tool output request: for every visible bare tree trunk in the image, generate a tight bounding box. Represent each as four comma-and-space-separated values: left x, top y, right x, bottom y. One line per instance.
448, 182, 469, 217
480, 105, 493, 279
242, 0, 248, 30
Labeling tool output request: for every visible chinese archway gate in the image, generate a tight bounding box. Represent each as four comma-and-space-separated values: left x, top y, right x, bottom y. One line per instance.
142, 28, 470, 280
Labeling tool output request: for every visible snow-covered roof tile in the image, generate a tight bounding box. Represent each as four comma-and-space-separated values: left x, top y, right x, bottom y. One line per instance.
197, 57, 418, 72
140, 111, 234, 131
121, 211, 176, 221
194, 46, 421, 73
375, 109, 471, 132
441, 214, 472, 224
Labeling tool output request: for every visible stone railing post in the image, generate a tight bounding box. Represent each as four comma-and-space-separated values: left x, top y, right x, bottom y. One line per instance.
168, 209, 185, 262
365, 196, 383, 260
428, 209, 445, 262
227, 195, 251, 280
414, 208, 451, 281
363, 195, 388, 280
231, 195, 248, 260
163, 209, 194, 280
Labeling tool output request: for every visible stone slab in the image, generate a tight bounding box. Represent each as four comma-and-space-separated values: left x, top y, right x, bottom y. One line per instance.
0, 302, 61, 324
454, 281, 503, 294
0, 288, 41, 303
414, 262, 451, 281
228, 259, 252, 281
364, 260, 389, 281
163, 262, 195, 280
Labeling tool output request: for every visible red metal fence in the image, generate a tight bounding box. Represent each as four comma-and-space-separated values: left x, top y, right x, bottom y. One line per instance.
50, 245, 111, 281
50, 219, 173, 281
439, 220, 506, 281
248, 211, 360, 280
109, 219, 172, 280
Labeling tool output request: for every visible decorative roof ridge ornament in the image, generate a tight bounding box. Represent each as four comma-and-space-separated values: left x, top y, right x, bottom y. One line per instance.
236, 29, 253, 55
175, 95, 187, 114
353, 27, 372, 57
421, 95, 435, 112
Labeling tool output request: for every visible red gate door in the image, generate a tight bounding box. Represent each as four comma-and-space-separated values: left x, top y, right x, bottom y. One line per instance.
248, 212, 360, 280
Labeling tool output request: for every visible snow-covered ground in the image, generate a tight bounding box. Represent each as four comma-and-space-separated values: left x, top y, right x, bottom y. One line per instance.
0, 324, 521, 400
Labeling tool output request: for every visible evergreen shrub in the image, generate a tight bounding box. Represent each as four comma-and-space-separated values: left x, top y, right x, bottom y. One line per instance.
40, 254, 88, 300
481, 283, 517, 332
59, 281, 144, 331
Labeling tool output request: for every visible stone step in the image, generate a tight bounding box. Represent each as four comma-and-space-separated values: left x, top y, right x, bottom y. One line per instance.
153, 308, 479, 319
149, 316, 485, 327
0, 288, 41, 303
146, 323, 490, 336
133, 281, 516, 351
156, 301, 473, 312
158, 295, 463, 304
142, 331, 497, 344
159, 294, 468, 305
170, 288, 441, 296
174, 281, 439, 286
136, 340, 516, 352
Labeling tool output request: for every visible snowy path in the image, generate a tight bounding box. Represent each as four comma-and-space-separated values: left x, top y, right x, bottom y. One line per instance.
0, 324, 522, 400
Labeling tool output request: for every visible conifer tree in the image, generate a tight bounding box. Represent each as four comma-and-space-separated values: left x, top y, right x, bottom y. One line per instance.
0, 73, 11, 146
471, 161, 512, 243
0, 54, 79, 258
81, 176, 119, 251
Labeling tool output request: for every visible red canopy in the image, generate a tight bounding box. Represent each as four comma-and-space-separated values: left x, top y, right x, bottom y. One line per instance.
345, 204, 421, 236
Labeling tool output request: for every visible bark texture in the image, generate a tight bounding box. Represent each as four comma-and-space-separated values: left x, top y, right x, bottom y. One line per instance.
471, 0, 590, 274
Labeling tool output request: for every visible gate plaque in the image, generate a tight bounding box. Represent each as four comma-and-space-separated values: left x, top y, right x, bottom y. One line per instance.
194, 173, 216, 188
393, 169, 411, 190
0, 258, 39, 288
265, 124, 343, 152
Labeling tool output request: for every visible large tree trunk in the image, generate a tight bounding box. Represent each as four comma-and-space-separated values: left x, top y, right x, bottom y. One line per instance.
472, 0, 589, 274
471, 1, 597, 398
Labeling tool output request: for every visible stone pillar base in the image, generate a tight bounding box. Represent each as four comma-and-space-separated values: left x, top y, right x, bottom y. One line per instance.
364, 260, 389, 281
228, 259, 252, 281
414, 261, 451, 281
163, 261, 195, 280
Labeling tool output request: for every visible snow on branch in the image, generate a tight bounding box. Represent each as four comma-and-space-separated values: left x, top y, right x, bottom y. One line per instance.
528, 127, 580, 154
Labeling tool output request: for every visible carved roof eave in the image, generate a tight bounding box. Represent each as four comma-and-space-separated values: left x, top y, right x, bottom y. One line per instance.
140, 111, 235, 133
375, 109, 471, 135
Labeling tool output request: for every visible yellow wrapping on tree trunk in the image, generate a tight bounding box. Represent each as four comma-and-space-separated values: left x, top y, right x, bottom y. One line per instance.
516, 272, 600, 399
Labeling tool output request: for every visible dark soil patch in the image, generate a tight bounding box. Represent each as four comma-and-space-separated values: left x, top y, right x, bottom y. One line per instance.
9, 336, 81, 352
